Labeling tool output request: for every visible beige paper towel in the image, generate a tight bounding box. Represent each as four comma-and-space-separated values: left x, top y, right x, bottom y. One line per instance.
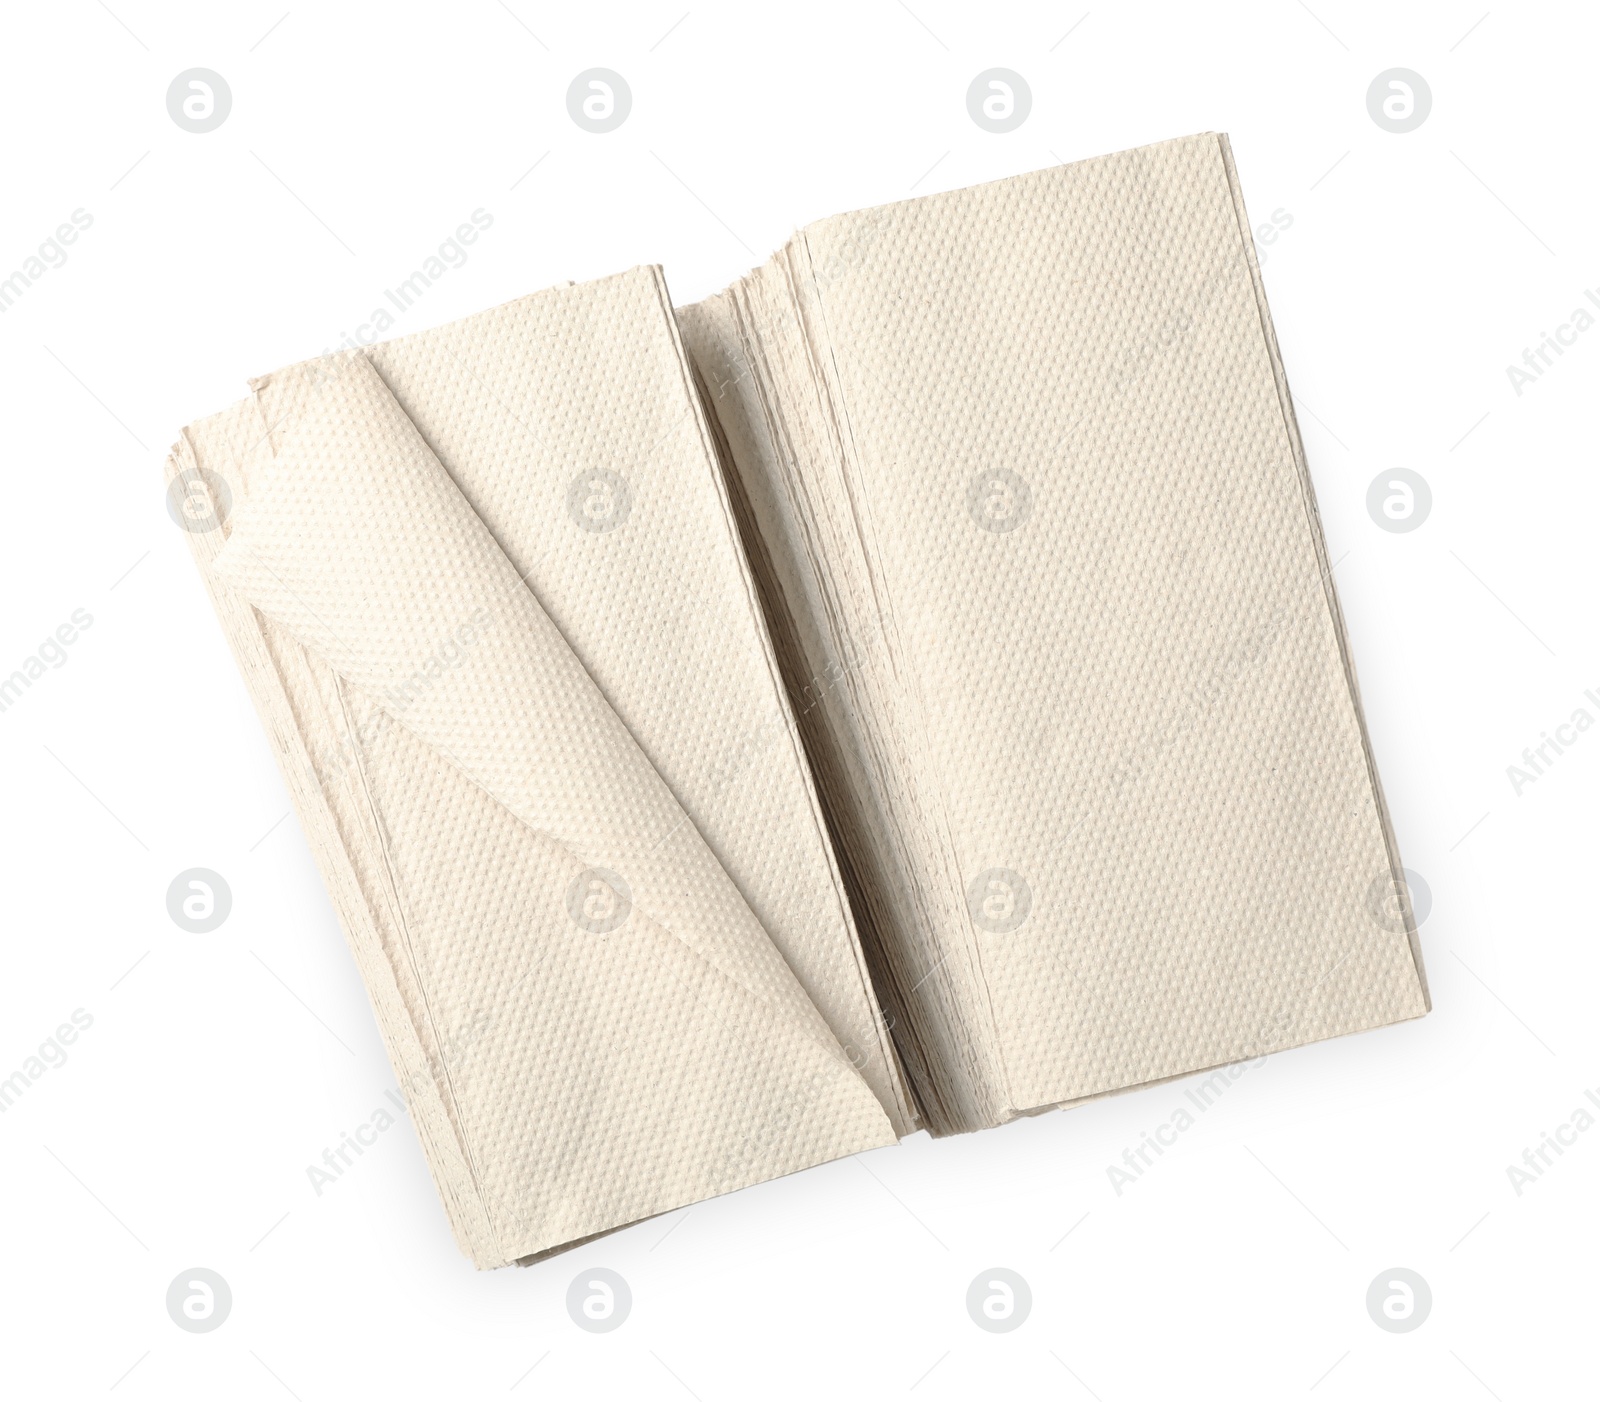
678, 131, 1428, 1134
166, 133, 1428, 1263
168, 270, 903, 1267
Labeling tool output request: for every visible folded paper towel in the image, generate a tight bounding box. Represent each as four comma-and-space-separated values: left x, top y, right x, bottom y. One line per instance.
166, 132, 1428, 1267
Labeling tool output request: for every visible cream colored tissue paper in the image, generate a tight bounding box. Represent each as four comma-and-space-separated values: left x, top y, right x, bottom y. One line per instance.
167, 268, 901, 1268
166, 132, 1427, 1263
678, 132, 1428, 1135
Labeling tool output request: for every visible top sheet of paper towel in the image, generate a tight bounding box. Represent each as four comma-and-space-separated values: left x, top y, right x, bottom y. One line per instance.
679, 133, 1428, 1130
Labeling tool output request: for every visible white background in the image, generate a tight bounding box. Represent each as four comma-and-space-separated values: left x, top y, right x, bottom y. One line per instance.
2, 1, 1596, 1397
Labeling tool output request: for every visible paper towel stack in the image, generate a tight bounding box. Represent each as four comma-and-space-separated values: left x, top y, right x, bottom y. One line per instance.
166, 133, 1427, 1267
